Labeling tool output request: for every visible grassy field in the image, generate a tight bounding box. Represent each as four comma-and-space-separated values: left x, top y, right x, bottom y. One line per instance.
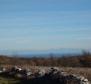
0, 76, 20, 84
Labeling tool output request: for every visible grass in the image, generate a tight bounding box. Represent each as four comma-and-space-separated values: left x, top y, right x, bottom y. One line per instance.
0, 76, 20, 84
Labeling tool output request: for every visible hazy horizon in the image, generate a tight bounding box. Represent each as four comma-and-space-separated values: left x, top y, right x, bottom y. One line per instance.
0, 48, 91, 57
0, 0, 91, 50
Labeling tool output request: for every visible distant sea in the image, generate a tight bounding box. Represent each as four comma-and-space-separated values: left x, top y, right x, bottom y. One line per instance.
0, 49, 91, 57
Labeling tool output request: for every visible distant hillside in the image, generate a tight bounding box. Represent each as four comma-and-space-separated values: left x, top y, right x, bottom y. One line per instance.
0, 49, 89, 57
0, 51, 91, 67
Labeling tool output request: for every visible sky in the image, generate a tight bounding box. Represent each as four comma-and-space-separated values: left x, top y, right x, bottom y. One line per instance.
0, 0, 91, 50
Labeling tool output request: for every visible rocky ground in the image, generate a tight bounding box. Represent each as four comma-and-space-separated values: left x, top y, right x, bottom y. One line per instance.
0, 66, 90, 84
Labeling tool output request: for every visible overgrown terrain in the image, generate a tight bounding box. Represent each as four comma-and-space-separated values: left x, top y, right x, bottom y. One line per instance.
0, 51, 91, 67
0, 52, 91, 84
0, 66, 91, 84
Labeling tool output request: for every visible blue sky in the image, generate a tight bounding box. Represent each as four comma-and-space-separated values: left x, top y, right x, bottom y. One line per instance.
0, 0, 91, 50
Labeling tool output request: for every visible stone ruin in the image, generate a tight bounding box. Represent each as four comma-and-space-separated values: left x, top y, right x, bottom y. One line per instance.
0, 66, 90, 84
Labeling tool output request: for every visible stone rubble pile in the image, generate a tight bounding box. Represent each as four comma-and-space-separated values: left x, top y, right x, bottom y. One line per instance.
42, 67, 90, 84
0, 66, 90, 84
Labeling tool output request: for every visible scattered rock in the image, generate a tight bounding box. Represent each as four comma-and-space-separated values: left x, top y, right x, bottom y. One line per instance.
0, 66, 90, 84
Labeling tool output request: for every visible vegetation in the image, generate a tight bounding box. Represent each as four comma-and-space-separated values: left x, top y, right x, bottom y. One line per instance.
0, 51, 91, 84
0, 51, 91, 67
0, 76, 20, 84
